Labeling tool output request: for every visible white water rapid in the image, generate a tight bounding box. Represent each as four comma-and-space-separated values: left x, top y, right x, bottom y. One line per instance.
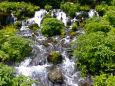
13, 9, 98, 86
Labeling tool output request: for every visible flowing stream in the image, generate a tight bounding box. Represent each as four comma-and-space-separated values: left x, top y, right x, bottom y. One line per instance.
9, 9, 99, 86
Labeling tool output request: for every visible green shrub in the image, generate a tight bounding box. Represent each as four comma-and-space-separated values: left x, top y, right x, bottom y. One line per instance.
104, 10, 115, 27
0, 63, 39, 86
73, 32, 115, 75
85, 17, 111, 33
95, 5, 108, 16
14, 22, 22, 29
0, 1, 40, 20
40, 18, 64, 36
72, 24, 78, 31
42, 13, 52, 21
28, 23, 39, 30
44, 4, 52, 11
93, 74, 115, 86
80, 5, 90, 11
51, 52, 62, 64
60, 2, 80, 17
0, 26, 32, 63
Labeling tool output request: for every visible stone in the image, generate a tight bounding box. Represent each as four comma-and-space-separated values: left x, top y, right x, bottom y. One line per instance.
48, 70, 63, 84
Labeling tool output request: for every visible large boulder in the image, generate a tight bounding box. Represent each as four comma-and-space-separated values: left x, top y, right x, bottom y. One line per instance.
48, 70, 63, 84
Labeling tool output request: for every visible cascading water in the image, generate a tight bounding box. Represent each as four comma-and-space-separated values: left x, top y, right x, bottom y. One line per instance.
14, 9, 98, 86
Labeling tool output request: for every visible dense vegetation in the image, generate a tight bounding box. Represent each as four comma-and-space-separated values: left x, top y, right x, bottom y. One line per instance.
73, 0, 115, 85
0, 26, 32, 63
0, 63, 38, 86
40, 18, 64, 37
0, 1, 40, 20
0, 0, 115, 86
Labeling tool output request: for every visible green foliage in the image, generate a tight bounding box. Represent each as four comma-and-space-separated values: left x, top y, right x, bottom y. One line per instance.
72, 23, 78, 31
95, 4, 108, 16
80, 5, 90, 11
61, 29, 66, 38
14, 22, 22, 29
75, 0, 94, 5
60, 2, 80, 17
0, 63, 39, 86
45, 4, 52, 11
85, 17, 111, 33
93, 74, 115, 86
40, 18, 64, 37
104, 10, 115, 27
0, 26, 32, 63
42, 13, 52, 21
51, 52, 62, 64
70, 32, 77, 38
73, 32, 115, 75
28, 23, 39, 30
0, 1, 40, 20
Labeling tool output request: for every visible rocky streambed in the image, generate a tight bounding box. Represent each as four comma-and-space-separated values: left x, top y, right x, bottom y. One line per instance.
0, 9, 98, 86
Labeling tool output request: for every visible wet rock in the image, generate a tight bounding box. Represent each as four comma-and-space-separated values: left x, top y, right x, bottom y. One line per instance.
48, 70, 63, 84
79, 81, 89, 86
47, 52, 62, 64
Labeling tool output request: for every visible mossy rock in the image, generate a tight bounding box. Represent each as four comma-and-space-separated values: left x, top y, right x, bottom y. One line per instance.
70, 32, 77, 38
47, 52, 62, 64
28, 23, 39, 30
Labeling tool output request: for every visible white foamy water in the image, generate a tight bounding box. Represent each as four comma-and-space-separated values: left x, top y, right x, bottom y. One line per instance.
14, 9, 97, 86
88, 9, 99, 18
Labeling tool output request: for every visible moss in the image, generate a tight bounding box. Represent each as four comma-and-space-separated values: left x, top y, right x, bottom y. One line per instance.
61, 29, 66, 38
70, 32, 77, 38
51, 52, 62, 64
72, 24, 78, 31
28, 23, 39, 30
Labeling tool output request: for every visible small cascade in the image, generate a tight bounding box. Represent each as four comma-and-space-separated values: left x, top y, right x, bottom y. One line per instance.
26, 9, 68, 26
14, 9, 98, 86
27, 9, 47, 26
88, 9, 99, 18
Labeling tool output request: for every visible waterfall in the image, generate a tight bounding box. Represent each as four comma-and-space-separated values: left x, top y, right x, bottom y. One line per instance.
13, 9, 98, 86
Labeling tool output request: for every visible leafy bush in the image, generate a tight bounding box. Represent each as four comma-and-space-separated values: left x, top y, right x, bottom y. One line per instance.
93, 74, 115, 86
0, 63, 39, 86
44, 4, 52, 11
73, 32, 115, 75
14, 22, 22, 29
60, 2, 80, 17
80, 5, 90, 11
0, 1, 40, 20
95, 5, 108, 16
104, 10, 115, 27
85, 17, 111, 33
72, 23, 78, 31
28, 23, 39, 30
40, 18, 64, 36
0, 26, 32, 63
